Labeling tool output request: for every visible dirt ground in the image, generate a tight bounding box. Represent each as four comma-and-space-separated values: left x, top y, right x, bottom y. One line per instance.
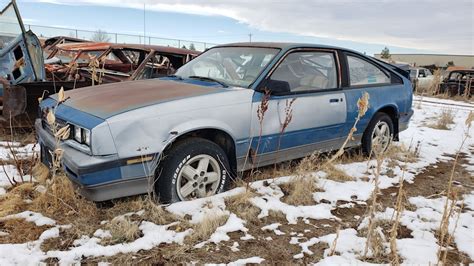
68, 156, 473, 265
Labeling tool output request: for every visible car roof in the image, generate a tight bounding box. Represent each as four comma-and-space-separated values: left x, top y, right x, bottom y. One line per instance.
213, 42, 353, 52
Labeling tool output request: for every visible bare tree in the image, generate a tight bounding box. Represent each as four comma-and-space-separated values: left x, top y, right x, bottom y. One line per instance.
91, 29, 111, 42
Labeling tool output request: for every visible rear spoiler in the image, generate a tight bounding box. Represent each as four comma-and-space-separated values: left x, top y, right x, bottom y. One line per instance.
373, 58, 410, 80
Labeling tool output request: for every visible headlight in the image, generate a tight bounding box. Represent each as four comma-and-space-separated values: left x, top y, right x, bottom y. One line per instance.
72, 125, 91, 146
82, 128, 91, 146
74, 126, 82, 142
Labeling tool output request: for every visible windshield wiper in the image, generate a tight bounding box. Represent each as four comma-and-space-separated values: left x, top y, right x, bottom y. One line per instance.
188, 75, 228, 88
167, 74, 183, 80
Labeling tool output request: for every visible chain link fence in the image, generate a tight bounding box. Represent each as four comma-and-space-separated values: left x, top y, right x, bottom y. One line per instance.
1, 22, 217, 51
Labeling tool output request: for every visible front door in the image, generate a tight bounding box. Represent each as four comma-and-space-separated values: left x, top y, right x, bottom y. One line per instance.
249, 49, 346, 167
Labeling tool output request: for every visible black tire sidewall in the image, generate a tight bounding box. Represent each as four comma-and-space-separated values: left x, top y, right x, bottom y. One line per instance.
156, 138, 230, 203
362, 113, 394, 155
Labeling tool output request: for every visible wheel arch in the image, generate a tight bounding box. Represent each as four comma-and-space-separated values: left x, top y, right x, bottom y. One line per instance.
161, 126, 238, 175
373, 104, 399, 140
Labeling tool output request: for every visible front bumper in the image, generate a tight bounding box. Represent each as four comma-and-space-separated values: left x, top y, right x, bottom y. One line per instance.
36, 119, 150, 201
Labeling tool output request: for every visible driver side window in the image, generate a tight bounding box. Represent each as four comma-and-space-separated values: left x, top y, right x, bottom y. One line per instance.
270, 51, 338, 93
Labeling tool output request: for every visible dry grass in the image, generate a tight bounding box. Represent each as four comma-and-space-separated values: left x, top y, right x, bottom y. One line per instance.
428, 69, 442, 96
359, 220, 392, 263
296, 153, 321, 173
225, 187, 261, 225
280, 175, 320, 206
267, 210, 286, 220
102, 217, 141, 245
31, 163, 50, 184
437, 111, 473, 263
187, 214, 229, 244
388, 164, 407, 265
339, 149, 367, 164
0, 218, 51, 244
322, 164, 353, 182
0, 182, 37, 217
428, 109, 455, 130
31, 173, 97, 218
0, 194, 27, 217
385, 144, 419, 165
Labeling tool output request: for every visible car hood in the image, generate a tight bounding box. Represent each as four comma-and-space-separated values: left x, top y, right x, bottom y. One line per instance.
53, 79, 224, 119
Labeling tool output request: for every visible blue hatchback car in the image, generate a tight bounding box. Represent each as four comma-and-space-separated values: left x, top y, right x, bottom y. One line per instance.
37, 42, 413, 202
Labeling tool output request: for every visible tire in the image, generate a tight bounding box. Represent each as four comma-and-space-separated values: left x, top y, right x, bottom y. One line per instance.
155, 137, 231, 203
361, 112, 394, 155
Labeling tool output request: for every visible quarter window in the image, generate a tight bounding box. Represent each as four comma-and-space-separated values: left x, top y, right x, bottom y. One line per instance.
270, 51, 338, 92
347, 55, 390, 86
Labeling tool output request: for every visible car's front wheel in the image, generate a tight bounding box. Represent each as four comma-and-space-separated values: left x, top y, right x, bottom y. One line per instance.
155, 137, 230, 203
362, 112, 394, 155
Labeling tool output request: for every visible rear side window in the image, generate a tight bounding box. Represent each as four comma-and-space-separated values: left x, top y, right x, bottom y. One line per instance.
347, 55, 390, 86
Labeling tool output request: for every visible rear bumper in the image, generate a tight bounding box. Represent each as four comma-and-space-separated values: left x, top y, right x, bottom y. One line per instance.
399, 109, 414, 132
36, 119, 151, 201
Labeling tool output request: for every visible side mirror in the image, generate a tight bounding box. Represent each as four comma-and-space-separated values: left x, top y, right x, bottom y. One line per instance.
260, 79, 291, 96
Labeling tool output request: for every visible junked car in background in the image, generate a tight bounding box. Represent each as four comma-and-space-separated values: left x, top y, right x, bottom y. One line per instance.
45, 42, 199, 83
0, 0, 199, 127
37, 42, 413, 203
439, 68, 474, 97
409, 67, 435, 91
41, 36, 90, 58
1, 1, 45, 126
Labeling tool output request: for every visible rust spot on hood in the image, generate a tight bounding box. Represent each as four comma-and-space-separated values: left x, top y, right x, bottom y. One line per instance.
57, 79, 222, 119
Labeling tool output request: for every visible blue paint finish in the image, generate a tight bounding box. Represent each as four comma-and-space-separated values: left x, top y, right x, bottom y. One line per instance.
0, 31, 45, 85
255, 125, 342, 154
235, 124, 343, 158
235, 139, 251, 158
342, 81, 412, 136
65, 164, 121, 186
64, 159, 152, 186
39, 97, 105, 129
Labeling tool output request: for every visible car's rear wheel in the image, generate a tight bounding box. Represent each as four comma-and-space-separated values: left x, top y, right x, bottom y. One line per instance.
362, 112, 394, 155
155, 137, 230, 203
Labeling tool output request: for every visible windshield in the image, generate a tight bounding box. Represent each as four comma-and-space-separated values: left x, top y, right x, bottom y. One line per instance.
175, 47, 279, 88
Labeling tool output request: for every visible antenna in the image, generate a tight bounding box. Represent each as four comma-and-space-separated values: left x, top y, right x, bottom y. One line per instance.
143, 2, 146, 45
248, 33, 252, 42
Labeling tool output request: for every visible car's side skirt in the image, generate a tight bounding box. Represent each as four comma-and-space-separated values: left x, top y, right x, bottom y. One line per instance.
236, 134, 362, 171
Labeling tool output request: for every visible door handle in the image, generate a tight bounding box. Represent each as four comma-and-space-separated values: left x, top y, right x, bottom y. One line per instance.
329, 98, 344, 103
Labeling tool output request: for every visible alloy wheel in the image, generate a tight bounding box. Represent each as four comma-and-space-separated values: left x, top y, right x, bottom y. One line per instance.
176, 154, 221, 201
371, 120, 391, 154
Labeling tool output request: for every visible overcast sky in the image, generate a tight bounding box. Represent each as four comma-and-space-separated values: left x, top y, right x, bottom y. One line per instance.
8, 0, 474, 55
